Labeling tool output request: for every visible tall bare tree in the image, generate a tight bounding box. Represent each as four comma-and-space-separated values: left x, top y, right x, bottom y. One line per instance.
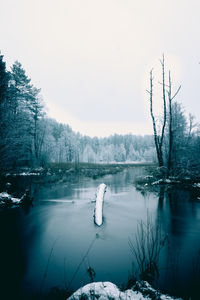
147, 55, 167, 167
147, 55, 181, 175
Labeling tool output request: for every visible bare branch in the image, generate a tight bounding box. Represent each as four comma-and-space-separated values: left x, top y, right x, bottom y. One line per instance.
159, 53, 165, 66
171, 85, 181, 100
158, 81, 170, 88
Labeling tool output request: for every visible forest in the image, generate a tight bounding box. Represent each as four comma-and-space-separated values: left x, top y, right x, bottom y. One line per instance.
0, 53, 156, 171
0, 53, 200, 178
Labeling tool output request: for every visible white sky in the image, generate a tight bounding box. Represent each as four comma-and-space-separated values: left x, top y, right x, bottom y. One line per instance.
1, 0, 200, 137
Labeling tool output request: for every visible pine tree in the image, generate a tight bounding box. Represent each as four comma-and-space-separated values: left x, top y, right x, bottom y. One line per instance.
9, 61, 45, 167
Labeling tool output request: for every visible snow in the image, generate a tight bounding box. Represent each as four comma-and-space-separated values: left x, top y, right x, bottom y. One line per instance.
0, 192, 21, 205
94, 183, 106, 226
10, 197, 21, 204
0, 192, 11, 199
165, 179, 171, 183
6, 172, 41, 176
152, 179, 172, 185
67, 281, 181, 300
18, 172, 40, 176
144, 175, 154, 179
193, 183, 200, 188
67, 282, 148, 300
152, 179, 163, 185
133, 281, 182, 300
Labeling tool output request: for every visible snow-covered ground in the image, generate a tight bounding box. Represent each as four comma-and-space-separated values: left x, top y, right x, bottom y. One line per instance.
0, 192, 21, 205
0, 190, 32, 207
67, 281, 181, 300
193, 183, 200, 188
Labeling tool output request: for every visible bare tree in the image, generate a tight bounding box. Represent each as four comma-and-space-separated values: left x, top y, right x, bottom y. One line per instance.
147, 55, 181, 176
147, 55, 167, 168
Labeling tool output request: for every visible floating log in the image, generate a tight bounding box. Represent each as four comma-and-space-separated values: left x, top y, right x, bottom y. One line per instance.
94, 183, 106, 226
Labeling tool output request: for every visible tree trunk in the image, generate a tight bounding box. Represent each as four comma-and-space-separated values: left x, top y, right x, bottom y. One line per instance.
159, 55, 167, 158
148, 69, 164, 167
167, 71, 173, 176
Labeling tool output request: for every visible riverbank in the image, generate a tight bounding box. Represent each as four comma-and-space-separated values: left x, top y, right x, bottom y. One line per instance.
2, 162, 152, 177
0, 162, 151, 202
0, 162, 152, 187
135, 165, 200, 193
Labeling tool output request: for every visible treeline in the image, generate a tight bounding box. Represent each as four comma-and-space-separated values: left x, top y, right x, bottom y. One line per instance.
46, 125, 155, 164
0, 54, 155, 171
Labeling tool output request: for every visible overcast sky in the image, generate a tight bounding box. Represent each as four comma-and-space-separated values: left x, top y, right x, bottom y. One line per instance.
1, 0, 200, 137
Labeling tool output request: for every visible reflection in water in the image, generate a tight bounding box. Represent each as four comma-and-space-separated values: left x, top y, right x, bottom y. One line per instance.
157, 185, 165, 210
156, 186, 200, 299
0, 168, 199, 299
0, 209, 26, 299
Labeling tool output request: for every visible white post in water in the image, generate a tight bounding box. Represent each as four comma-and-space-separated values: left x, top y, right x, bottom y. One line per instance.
94, 183, 107, 226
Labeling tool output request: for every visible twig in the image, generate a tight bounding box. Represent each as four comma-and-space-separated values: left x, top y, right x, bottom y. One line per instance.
171, 85, 181, 100
39, 237, 59, 297
67, 234, 98, 290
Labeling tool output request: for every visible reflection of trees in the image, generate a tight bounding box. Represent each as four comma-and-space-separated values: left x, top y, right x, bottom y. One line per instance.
125, 169, 131, 182
156, 185, 200, 298
136, 184, 200, 298
0, 210, 26, 298
128, 213, 168, 284
157, 185, 165, 210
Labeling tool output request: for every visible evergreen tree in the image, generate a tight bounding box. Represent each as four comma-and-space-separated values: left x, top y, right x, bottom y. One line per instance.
8, 61, 45, 167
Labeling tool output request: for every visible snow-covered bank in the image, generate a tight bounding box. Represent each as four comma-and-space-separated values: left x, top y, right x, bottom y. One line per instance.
0, 192, 21, 205
67, 281, 181, 300
94, 183, 106, 226
134, 164, 200, 187
0, 190, 33, 207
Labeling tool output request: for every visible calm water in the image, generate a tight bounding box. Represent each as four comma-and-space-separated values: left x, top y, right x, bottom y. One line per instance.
0, 168, 200, 299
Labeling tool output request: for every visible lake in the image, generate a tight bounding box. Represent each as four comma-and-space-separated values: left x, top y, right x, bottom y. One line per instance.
0, 167, 200, 299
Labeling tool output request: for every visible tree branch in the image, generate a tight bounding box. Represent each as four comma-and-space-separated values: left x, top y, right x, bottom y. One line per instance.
171, 85, 181, 100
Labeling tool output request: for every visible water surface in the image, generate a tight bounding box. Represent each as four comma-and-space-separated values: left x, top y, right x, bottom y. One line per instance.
0, 168, 200, 299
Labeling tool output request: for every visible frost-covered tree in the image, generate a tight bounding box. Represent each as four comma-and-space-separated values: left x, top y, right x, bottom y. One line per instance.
127, 144, 140, 162
82, 144, 96, 163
